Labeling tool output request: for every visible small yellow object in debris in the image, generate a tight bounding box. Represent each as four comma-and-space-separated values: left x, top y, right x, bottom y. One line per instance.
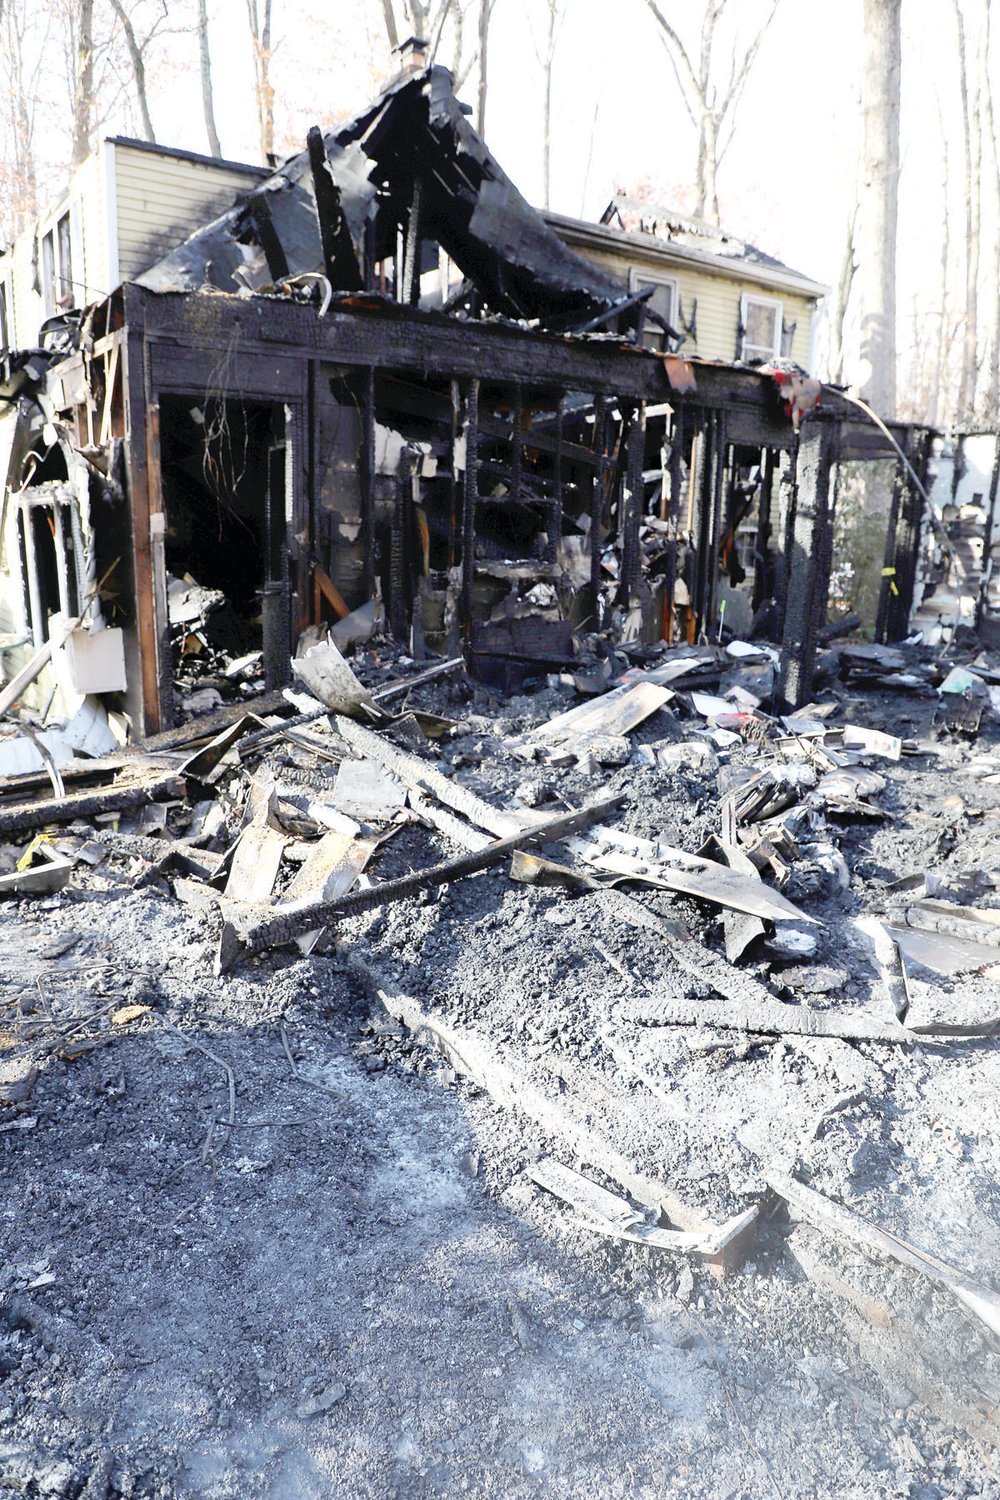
16, 833, 53, 872
111, 1004, 151, 1026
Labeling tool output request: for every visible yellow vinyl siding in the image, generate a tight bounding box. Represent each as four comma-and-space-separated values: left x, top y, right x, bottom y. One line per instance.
563, 240, 816, 371
114, 144, 258, 282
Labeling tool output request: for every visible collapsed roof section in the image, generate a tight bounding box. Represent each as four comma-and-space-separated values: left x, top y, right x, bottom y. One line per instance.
138, 65, 633, 332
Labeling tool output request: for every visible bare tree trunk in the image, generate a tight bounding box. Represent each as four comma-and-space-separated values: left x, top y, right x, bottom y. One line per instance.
700, 110, 719, 221
986, 2, 1000, 423
197, 0, 222, 157
828, 199, 858, 385
247, 0, 274, 162
70, 0, 95, 168
109, 0, 155, 142
476, 0, 491, 135
643, 0, 779, 227
536, 0, 562, 209
381, 0, 400, 50
952, 0, 978, 419
856, 0, 900, 416
0, 1, 42, 236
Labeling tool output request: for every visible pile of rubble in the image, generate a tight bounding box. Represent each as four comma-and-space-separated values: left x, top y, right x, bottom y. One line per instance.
2, 626, 1000, 1492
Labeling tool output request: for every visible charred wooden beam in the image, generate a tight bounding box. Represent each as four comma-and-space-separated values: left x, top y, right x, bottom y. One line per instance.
777, 412, 841, 710
361, 365, 376, 598
132, 289, 674, 403
461, 376, 480, 634
621, 402, 645, 595
0, 772, 187, 838
307, 126, 363, 292
218, 794, 623, 970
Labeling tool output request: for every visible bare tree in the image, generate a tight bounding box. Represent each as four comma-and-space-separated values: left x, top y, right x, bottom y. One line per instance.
69, 0, 96, 167
532, 0, 564, 207
828, 198, 858, 387
247, 0, 274, 162
197, 0, 222, 157
952, 0, 981, 418
107, 0, 173, 144
476, 0, 499, 135
0, 0, 50, 236
856, 0, 900, 416
379, 1, 485, 96
640, 0, 780, 223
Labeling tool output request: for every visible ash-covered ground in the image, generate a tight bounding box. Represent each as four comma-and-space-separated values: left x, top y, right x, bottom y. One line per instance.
2, 644, 1000, 1499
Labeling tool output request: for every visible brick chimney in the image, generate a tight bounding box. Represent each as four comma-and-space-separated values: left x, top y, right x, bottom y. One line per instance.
396, 36, 430, 75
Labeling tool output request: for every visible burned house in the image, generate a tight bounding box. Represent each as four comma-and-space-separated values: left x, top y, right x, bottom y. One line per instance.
0, 52, 941, 745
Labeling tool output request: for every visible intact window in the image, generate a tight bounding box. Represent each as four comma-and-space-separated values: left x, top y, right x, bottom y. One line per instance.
39, 210, 76, 319
740, 294, 782, 361
57, 212, 74, 305
41, 230, 56, 318
629, 269, 679, 353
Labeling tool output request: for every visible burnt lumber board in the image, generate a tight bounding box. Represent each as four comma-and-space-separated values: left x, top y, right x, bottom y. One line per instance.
620, 991, 1000, 1045
769, 1173, 1000, 1342
218, 794, 623, 969
337, 716, 527, 839
127, 286, 671, 402
788, 1225, 1000, 1448
362, 977, 756, 1273
0, 773, 188, 838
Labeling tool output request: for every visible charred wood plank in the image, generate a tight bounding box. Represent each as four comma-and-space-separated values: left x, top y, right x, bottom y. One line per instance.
306, 126, 363, 292
0, 773, 187, 838
217, 795, 622, 969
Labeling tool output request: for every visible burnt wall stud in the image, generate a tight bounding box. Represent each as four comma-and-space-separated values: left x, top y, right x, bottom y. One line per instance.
777, 411, 841, 710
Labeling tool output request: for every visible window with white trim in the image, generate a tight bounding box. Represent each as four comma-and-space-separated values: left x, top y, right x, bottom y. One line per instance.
739, 293, 782, 362
629, 268, 680, 353
39, 208, 76, 318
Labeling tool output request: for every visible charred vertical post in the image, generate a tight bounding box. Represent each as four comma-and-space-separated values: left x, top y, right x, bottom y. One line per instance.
448, 378, 460, 569
361, 366, 376, 599
389, 472, 407, 639
401, 179, 423, 306
753, 446, 776, 612
693, 410, 717, 632
118, 292, 161, 733
706, 412, 728, 635
622, 401, 645, 594
590, 394, 608, 607
875, 455, 905, 644
461, 377, 480, 634
510, 384, 523, 503
548, 393, 564, 565
777, 412, 840, 711
662, 408, 684, 640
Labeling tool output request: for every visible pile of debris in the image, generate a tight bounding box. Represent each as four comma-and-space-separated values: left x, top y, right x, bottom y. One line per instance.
2, 624, 1000, 1479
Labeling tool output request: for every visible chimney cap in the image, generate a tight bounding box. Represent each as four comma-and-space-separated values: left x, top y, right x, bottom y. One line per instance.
396, 34, 430, 56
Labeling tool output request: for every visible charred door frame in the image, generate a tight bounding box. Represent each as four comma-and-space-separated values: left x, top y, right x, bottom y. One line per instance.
121, 285, 309, 733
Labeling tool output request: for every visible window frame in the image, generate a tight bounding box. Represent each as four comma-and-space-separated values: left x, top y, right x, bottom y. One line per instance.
739, 292, 783, 362
37, 200, 79, 318
628, 267, 681, 353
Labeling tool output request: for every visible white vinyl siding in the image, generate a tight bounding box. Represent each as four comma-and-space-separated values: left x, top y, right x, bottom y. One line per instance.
114, 144, 261, 282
